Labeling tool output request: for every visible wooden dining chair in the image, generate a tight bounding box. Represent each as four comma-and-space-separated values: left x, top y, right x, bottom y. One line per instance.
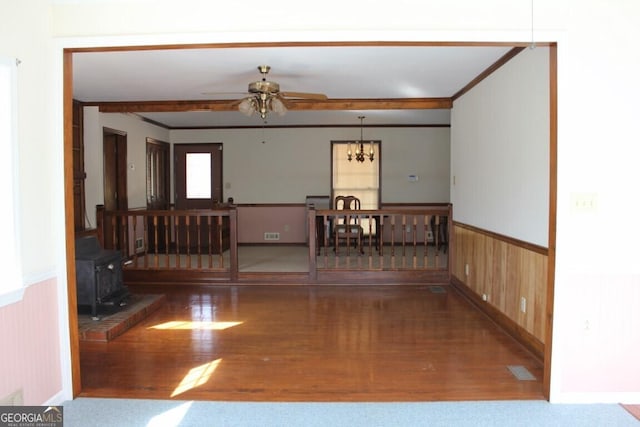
333, 195, 364, 254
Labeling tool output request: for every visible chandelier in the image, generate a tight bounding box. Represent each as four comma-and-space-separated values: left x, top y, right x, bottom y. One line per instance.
347, 116, 374, 162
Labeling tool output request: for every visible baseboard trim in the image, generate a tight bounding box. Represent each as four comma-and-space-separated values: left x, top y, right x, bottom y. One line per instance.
550, 392, 640, 404
450, 275, 544, 363
41, 389, 68, 406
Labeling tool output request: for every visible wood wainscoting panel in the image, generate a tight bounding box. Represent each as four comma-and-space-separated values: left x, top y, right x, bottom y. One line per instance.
452, 223, 548, 343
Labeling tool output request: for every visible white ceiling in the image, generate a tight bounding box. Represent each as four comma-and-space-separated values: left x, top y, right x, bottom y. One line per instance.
72, 44, 514, 128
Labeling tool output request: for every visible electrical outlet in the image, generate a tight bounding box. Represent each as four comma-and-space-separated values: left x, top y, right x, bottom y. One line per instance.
482, 293, 488, 301
465, 264, 469, 276
571, 192, 598, 212
520, 297, 527, 313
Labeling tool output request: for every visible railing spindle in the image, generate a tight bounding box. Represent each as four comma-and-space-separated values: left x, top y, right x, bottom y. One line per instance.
207, 216, 213, 269
185, 215, 192, 269
163, 215, 169, 268
390, 215, 396, 269
174, 215, 180, 268
434, 215, 441, 268
378, 216, 384, 268
401, 214, 408, 268
121, 215, 129, 258
424, 215, 429, 268
196, 215, 202, 269
217, 215, 224, 268
412, 216, 418, 269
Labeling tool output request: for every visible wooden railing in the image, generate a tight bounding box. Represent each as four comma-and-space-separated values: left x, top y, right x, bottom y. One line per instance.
94, 204, 451, 284
96, 205, 238, 282
308, 204, 452, 282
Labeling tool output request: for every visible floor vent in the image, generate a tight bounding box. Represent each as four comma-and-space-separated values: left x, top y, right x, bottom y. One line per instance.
429, 286, 446, 294
507, 365, 536, 381
264, 232, 280, 241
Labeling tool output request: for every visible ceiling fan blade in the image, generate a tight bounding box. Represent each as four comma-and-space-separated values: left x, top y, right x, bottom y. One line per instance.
200, 91, 249, 97
280, 91, 328, 100
275, 95, 292, 109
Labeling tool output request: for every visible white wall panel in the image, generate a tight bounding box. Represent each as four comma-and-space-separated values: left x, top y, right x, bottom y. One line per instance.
451, 47, 549, 246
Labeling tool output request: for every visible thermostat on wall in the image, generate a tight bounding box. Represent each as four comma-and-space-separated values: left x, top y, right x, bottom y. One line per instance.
408, 175, 419, 182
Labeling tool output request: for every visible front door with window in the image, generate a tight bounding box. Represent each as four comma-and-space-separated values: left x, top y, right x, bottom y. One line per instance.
174, 143, 227, 253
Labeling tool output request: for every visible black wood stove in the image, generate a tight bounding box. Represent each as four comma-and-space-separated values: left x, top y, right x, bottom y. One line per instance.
75, 236, 129, 319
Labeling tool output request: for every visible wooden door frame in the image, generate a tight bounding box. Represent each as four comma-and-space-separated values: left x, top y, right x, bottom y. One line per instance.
64, 49, 82, 396
146, 138, 171, 252
102, 127, 128, 211
173, 142, 223, 209
146, 137, 170, 210
62, 43, 558, 400
102, 127, 128, 249
173, 143, 224, 253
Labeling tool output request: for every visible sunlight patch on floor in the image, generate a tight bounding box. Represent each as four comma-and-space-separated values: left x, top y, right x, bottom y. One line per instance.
148, 321, 243, 330
147, 401, 193, 426
171, 359, 221, 397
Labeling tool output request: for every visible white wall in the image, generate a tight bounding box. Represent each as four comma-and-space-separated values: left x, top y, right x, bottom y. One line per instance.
170, 127, 450, 204
83, 109, 170, 226
1, 1, 58, 277
0, 0, 68, 406
451, 47, 549, 247
552, 0, 640, 403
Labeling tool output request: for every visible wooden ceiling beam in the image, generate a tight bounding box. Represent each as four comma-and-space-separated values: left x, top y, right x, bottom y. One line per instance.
94, 97, 452, 113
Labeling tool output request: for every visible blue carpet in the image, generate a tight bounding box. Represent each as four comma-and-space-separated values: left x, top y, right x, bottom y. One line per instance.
61, 398, 638, 426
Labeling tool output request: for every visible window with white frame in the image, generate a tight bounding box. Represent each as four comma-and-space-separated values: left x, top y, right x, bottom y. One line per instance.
331, 141, 380, 209
0, 56, 23, 306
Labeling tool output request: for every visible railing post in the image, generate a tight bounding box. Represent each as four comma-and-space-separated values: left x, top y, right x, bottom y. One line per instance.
447, 203, 453, 281
96, 204, 105, 247
229, 208, 239, 281
308, 208, 317, 281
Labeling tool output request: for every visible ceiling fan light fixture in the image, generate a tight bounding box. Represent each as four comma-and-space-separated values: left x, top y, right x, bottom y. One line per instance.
237, 65, 326, 121
270, 97, 287, 116
238, 97, 256, 116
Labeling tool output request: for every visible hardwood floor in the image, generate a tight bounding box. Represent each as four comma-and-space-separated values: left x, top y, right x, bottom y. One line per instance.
79, 284, 544, 401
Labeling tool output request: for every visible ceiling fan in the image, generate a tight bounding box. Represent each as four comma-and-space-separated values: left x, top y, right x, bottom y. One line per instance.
236, 65, 328, 120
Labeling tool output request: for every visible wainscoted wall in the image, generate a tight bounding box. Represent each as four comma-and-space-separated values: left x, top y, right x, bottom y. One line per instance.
0, 279, 62, 405
451, 223, 548, 357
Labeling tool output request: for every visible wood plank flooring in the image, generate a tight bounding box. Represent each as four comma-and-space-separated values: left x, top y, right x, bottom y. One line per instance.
79, 284, 544, 401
